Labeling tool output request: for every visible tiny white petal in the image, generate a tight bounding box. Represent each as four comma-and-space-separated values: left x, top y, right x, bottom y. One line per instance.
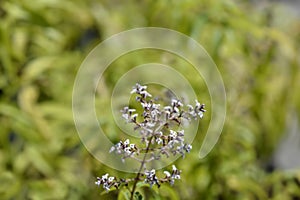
131, 113, 138, 119
170, 130, 177, 138
171, 99, 177, 105
128, 109, 136, 113
102, 173, 109, 180
178, 101, 183, 107
140, 91, 152, 97
174, 107, 179, 113
108, 177, 114, 182
124, 147, 131, 153
195, 100, 200, 107
124, 139, 130, 145
164, 171, 171, 177
175, 175, 181, 179
95, 180, 101, 186
198, 112, 204, 118
130, 89, 137, 94
156, 138, 163, 144
172, 165, 177, 171
140, 85, 147, 90
164, 106, 172, 111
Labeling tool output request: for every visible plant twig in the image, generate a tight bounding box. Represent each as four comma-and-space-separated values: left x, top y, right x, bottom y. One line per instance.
130, 136, 153, 200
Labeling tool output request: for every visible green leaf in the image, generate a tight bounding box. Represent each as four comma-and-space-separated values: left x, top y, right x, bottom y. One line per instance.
136, 182, 150, 189
134, 191, 143, 200
100, 187, 117, 195
159, 185, 179, 200
27, 179, 68, 200
26, 146, 54, 176
118, 189, 131, 200
22, 56, 58, 83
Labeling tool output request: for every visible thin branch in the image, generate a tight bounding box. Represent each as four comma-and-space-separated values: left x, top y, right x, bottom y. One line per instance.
130, 136, 154, 200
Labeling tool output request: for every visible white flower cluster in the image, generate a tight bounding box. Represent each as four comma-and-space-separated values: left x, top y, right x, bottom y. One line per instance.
163, 165, 181, 185
95, 173, 117, 191
131, 83, 152, 99
109, 139, 138, 161
187, 100, 206, 119
143, 165, 181, 188
120, 107, 137, 123
159, 129, 192, 158
96, 83, 206, 191
95, 166, 182, 191
144, 169, 160, 187
163, 99, 183, 123
114, 84, 201, 160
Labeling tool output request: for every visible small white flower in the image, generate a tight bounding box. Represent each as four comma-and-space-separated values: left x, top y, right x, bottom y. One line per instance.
198, 111, 204, 118
171, 99, 177, 106
130, 89, 137, 94
185, 144, 192, 153
124, 147, 131, 154
172, 165, 177, 171
178, 101, 183, 107
187, 104, 193, 111
177, 145, 183, 151
131, 83, 147, 94
195, 100, 201, 107
153, 103, 160, 109
156, 131, 163, 137
171, 99, 183, 107
95, 178, 101, 186
151, 110, 158, 117
103, 183, 110, 191
140, 90, 152, 98
116, 142, 122, 148
131, 113, 138, 120
174, 174, 181, 179
102, 173, 109, 180
156, 138, 163, 144
164, 106, 172, 111
174, 107, 179, 113
108, 176, 114, 182
121, 106, 129, 112
164, 171, 171, 177
150, 169, 155, 175
128, 108, 136, 113
124, 139, 130, 145
170, 130, 177, 138
134, 84, 147, 90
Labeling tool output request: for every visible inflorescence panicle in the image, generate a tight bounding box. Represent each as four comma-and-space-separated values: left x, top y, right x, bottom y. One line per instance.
95, 83, 205, 194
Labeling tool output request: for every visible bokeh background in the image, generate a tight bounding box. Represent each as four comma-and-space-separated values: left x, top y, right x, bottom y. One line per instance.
0, 0, 300, 199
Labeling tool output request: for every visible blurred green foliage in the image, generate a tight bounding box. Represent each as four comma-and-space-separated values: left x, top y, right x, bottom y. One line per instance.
0, 0, 299, 199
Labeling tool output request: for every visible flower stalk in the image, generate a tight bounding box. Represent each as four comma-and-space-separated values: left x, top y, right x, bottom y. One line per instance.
95, 83, 206, 199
